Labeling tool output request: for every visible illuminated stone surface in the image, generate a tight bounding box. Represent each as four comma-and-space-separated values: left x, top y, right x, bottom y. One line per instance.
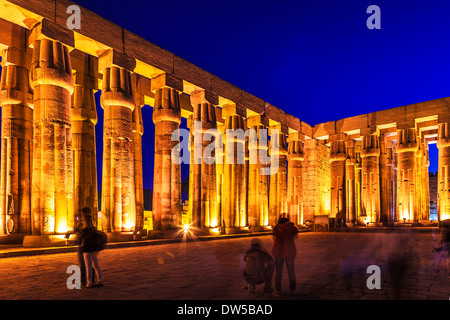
0, 24, 33, 235
0, 1, 449, 240
30, 36, 74, 235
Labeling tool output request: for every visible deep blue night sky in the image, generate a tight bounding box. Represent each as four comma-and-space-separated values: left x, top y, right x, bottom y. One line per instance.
3, 0, 450, 191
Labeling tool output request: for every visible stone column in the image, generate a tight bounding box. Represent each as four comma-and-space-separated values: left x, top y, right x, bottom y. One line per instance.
247, 115, 270, 229
287, 134, 304, 225
360, 132, 381, 224
131, 73, 150, 232
396, 126, 418, 223
0, 27, 33, 235
345, 140, 356, 226
437, 121, 450, 222
269, 124, 288, 226
99, 49, 136, 232
380, 138, 396, 223
29, 35, 74, 235
152, 73, 183, 231
70, 50, 98, 226
189, 90, 218, 230
222, 104, 247, 232
415, 137, 430, 221
329, 135, 346, 223
354, 147, 362, 222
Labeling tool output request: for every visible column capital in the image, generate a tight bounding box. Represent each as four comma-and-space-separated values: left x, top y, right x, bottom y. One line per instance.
70, 49, 99, 90
29, 19, 74, 49
397, 127, 418, 153
131, 73, 152, 107
361, 133, 380, 157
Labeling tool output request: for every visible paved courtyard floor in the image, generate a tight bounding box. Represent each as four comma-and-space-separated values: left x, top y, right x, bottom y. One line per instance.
0, 230, 449, 301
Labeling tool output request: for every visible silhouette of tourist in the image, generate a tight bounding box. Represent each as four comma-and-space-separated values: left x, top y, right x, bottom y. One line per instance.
76, 212, 103, 288
243, 238, 274, 294
272, 216, 299, 296
74, 207, 95, 287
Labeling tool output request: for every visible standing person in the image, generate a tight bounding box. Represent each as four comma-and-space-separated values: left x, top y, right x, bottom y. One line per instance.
76, 213, 103, 288
272, 216, 298, 296
243, 238, 274, 294
74, 207, 95, 287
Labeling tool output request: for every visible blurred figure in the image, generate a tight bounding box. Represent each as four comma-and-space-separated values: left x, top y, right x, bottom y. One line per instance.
272, 216, 299, 296
436, 220, 450, 277
242, 238, 274, 294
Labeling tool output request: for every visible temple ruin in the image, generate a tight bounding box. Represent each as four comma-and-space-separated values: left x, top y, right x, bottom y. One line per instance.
0, 0, 449, 246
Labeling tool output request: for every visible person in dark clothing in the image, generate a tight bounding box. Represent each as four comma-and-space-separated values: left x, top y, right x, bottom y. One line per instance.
272, 216, 299, 296
243, 238, 274, 293
74, 207, 95, 287
75, 211, 103, 288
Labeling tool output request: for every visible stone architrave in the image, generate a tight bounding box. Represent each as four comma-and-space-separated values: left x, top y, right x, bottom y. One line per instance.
152, 73, 183, 230
396, 127, 418, 223
360, 132, 381, 224
99, 49, 136, 232
70, 49, 98, 225
29, 37, 75, 235
0, 27, 33, 235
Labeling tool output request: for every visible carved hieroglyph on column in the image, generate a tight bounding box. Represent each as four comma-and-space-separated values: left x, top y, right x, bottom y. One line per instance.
287, 137, 304, 225
0, 30, 33, 235
189, 90, 218, 229
152, 74, 182, 230
345, 140, 356, 226
329, 136, 346, 221
70, 50, 98, 225
360, 132, 381, 223
100, 51, 136, 232
222, 104, 247, 232
437, 121, 450, 221
269, 125, 288, 226
247, 115, 269, 229
396, 127, 418, 222
30, 38, 74, 235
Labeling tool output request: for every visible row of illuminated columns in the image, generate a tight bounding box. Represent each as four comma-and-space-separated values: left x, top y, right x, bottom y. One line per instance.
186, 102, 306, 234
0, 23, 306, 235
329, 124, 450, 225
